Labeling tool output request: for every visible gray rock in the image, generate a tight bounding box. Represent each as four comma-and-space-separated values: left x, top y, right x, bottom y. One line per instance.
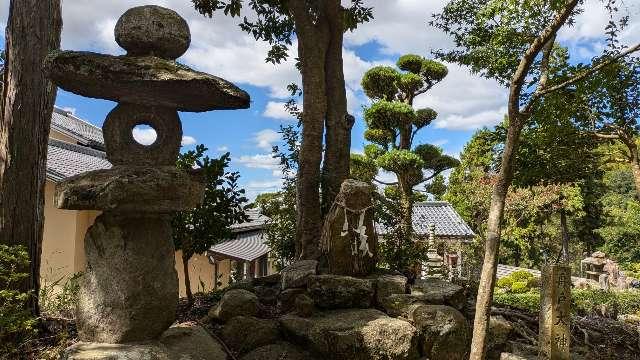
380, 293, 429, 318
412, 278, 466, 310
294, 294, 315, 317
488, 315, 512, 352
253, 273, 282, 286
320, 180, 377, 276
279, 288, 307, 313
75, 213, 178, 343
115, 5, 190, 59
241, 342, 317, 360
61, 323, 227, 360
45, 51, 250, 112
209, 289, 258, 322
227, 279, 255, 292
500, 353, 535, 360
280, 309, 419, 360
410, 305, 470, 360
281, 260, 318, 290
374, 274, 407, 307
254, 285, 279, 305
221, 316, 280, 354
55, 166, 206, 212
307, 274, 374, 309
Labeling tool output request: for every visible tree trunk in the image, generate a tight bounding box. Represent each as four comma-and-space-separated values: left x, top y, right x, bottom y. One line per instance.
630, 146, 640, 202
321, 0, 352, 217
290, 4, 330, 260
0, 0, 62, 315
469, 118, 524, 360
182, 251, 193, 304
560, 207, 570, 262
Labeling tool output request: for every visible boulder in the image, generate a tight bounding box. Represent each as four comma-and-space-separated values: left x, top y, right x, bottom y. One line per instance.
294, 294, 315, 317
410, 305, 470, 360
380, 293, 429, 318
281, 260, 318, 290
208, 289, 258, 322
227, 279, 255, 293
253, 273, 282, 287
221, 316, 280, 354
279, 288, 307, 313
488, 316, 512, 352
307, 275, 374, 309
254, 285, 279, 305
374, 274, 407, 307
412, 278, 466, 310
61, 323, 227, 360
241, 342, 318, 360
45, 51, 250, 112
280, 308, 419, 360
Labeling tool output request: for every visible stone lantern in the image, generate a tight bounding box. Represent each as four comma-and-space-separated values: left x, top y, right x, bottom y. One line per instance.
45, 4, 249, 351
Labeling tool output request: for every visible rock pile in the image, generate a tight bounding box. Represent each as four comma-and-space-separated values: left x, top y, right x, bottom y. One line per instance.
204, 262, 473, 360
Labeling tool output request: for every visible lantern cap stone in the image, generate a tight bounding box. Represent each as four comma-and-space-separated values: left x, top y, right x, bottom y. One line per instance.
45, 51, 251, 112
115, 5, 190, 59
54, 166, 206, 212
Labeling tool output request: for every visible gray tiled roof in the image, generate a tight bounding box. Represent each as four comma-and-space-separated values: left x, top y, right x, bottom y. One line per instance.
51, 107, 104, 149
47, 138, 111, 182
208, 230, 269, 262
377, 201, 475, 239
230, 208, 268, 233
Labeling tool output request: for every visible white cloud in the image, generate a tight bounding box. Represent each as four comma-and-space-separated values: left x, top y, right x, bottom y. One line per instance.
132, 127, 157, 145
263, 102, 295, 120
254, 129, 280, 151
181, 136, 197, 146
435, 107, 507, 131
432, 139, 449, 146
217, 145, 229, 152
243, 179, 284, 201
237, 153, 281, 170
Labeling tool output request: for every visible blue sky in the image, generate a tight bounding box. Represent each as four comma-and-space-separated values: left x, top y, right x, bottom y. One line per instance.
1, 0, 639, 200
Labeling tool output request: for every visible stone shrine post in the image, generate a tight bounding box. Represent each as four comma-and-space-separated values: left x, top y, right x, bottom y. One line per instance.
45, 5, 249, 344
539, 264, 571, 360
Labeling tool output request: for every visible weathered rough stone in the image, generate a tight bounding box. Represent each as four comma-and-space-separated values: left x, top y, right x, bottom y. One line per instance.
103, 103, 181, 166
280, 309, 419, 360
294, 294, 315, 317
55, 166, 205, 212
61, 323, 227, 360
488, 315, 513, 352
380, 293, 429, 318
45, 51, 250, 112
76, 213, 178, 343
227, 279, 255, 292
307, 275, 374, 309
208, 289, 258, 322
410, 305, 470, 360
500, 352, 536, 360
254, 285, 279, 305
253, 273, 282, 286
320, 180, 377, 276
241, 342, 318, 360
279, 288, 307, 313
115, 6, 190, 59
221, 316, 280, 354
374, 274, 407, 307
281, 260, 318, 290
412, 278, 466, 310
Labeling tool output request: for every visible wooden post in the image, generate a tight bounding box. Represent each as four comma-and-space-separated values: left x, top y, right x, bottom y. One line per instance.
539, 264, 571, 360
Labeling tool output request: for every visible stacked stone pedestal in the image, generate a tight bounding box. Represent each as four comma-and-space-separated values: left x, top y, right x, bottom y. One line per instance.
47, 5, 250, 358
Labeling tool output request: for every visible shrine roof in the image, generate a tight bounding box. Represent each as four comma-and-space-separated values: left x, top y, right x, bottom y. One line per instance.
51, 107, 105, 149
376, 201, 475, 239
47, 138, 111, 182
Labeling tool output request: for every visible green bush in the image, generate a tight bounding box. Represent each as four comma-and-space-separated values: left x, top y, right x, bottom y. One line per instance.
496, 276, 513, 290
0, 245, 37, 355
511, 281, 529, 294
510, 270, 534, 282
495, 270, 538, 294
494, 291, 540, 312
40, 272, 82, 319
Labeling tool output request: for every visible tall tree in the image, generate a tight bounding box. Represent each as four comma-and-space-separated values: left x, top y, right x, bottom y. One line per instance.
192, 0, 372, 260
432, 0, 640, 357
172, 145, 248, 304
357, 54, 459, 273
0, 0, 62, 315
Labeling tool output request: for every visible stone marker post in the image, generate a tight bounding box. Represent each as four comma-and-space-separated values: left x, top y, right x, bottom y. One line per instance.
45, 5, 249, 344
320, 180, 377, 276
539, 264, 571, 360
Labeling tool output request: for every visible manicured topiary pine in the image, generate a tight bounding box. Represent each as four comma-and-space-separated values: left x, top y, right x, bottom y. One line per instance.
354, 54, 459, 272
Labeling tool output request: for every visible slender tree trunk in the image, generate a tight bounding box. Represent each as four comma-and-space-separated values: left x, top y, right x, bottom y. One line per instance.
0, 0, 62, 315
630, 145, 640, 202
469, 117, 524, 359
321, 0, 352, 217
182, 251, 193, 304
290, 4, 330, 260
560, 207, 570, 262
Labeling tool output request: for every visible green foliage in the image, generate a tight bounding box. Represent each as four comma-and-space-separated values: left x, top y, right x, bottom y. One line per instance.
572, 290, 640, 317
364, 100, 415, 130
39, 272, 82, 319
414, 108, 438, 129
350, 154, 378, 183
496, 270, 537, 294
496, 276, 513, 290
362, 66, 402, 100
425, 174, 447, 200
420, 59, 449, 84
397, 54, 423, 74
494, 291, 540, 312
510, 281, 529, 294
0, 245, 37, 355
375, 149, 424, 174
510, 270, 535, 282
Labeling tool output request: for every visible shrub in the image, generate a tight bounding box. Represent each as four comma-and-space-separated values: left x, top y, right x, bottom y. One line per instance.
494, 291, 540, 312
40, 272, 82, 319
511, 281, 529, 294
496, 276, 513, 290
510, 270, 534, 282
0, 245, 37, 355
